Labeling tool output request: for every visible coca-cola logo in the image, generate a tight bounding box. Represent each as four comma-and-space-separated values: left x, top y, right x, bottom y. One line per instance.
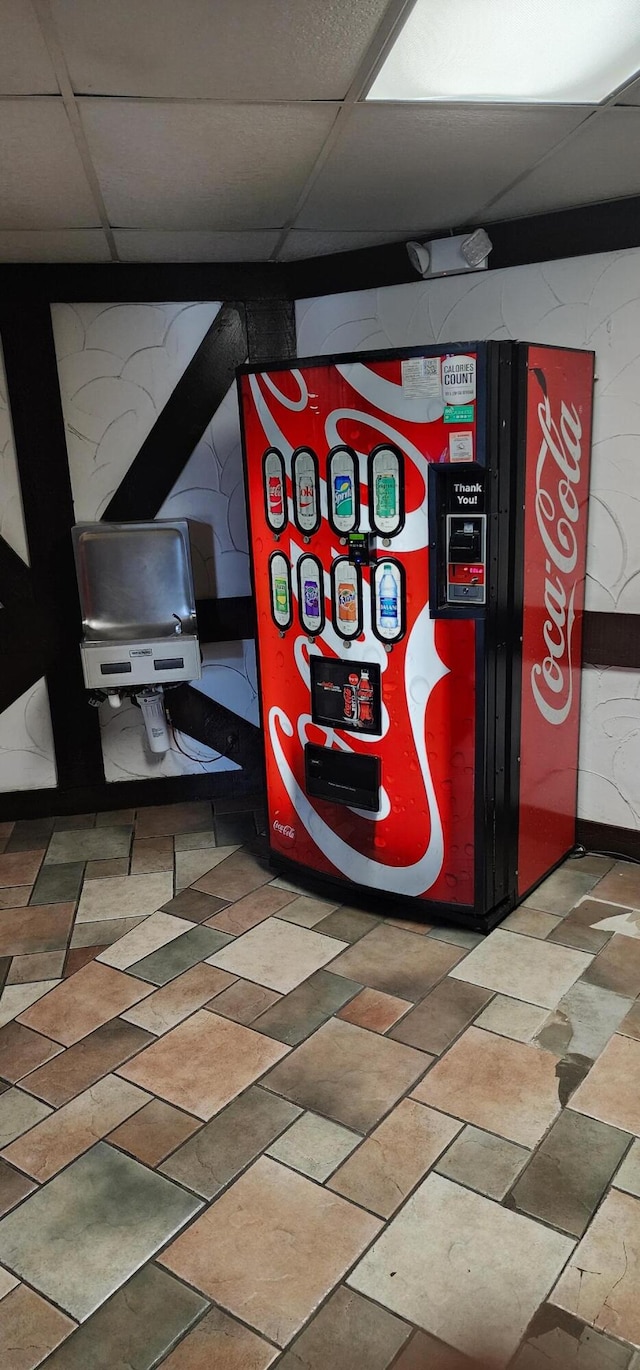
273, 819, 296, 841
530, 385, 583, 726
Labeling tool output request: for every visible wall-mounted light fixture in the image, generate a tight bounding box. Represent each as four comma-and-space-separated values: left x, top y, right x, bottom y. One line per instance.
406, 229, 493, 280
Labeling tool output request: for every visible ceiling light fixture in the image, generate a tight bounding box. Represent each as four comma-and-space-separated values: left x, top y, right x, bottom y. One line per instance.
368, 0, 640, 104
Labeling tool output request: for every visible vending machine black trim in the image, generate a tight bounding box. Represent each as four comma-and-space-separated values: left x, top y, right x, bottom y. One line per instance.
268, 550, 293, 631
370, 557, 406, 645
367, 442, 406, 538
304, 743, 381, 812
330, 555, 363, 640
262, 447, 288, 535
326, 444, 361, 536
291, 445, 321, 537
296, 553, 325, 636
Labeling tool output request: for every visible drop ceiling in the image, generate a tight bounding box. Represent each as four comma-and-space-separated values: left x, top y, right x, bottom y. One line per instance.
0, 0, 640, 264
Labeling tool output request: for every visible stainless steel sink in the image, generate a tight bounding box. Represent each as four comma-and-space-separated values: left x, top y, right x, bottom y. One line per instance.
73, 520, 198, 643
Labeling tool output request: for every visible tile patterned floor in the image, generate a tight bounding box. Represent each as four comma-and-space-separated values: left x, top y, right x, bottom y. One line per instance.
0, 807, 639, 1366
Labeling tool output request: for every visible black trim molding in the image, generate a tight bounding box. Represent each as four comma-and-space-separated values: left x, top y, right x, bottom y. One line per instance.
577, 819, 640, 862
582, 611, 640, 669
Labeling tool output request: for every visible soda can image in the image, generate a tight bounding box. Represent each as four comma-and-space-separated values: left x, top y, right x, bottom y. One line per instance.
338, 582, 357, 621
274, 576, 289, 616
268, 474, 284, 516
303, 579, 320, 618
376, 472, 396, 519
334, 474, 353, 518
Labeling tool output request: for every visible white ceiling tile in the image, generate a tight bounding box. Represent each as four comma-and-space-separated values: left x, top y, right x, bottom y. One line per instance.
0, 1, 59, 94
0, 99, 100, 227
279, 229, 406, 260
114, 230, 280, 261
297, 103, 588, 233
80, 100, 338, 230
484, 108, 640, 220
51, 0, 393, 99
0, 230, 110, 261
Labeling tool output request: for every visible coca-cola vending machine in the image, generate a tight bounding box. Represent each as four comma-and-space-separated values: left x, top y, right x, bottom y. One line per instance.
237, 342, 594, 930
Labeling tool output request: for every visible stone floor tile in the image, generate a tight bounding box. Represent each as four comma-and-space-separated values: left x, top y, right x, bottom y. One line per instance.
160, 1085, 300, 1198
385, 916, 432, 935
173, 829, 217, 851
40, 1262, 207, 1370
214, 812, 257, 845
117, 1009, 289, 1119
30, 863, 84, 905
337, 987, 412, 1033
268, 875, 312, 896
510, 1303, 634, 1370
590, 861, 640, 910
206, 884, 296, 934
427, 924, 485, 949
0, 982, 60, 1031
618, 1001, 640, 1041
95, 809, 136, 828
392, 1330, 476, 1369
96, 911, 196, 973
349, 1173, 574, 1368
70, 914, 144, 947
315, 908, 381, 944
108, 1098, 201, 1166
328, 924, 465, 1002
193, 849, 269, 902
2, 1074, 150, 1181
569, 1033, 640, 1135
0, 851, 44, 888
582, 935, 640, 997
474, 995, 549, 1043
524, 868, 602, 914
160, 886, 229, 923
75, 871, 173, 924
566, 854, 616, 876
122, 963, 235, 1034
0, 1264, 17, 1300
535, 979, 633, 1063
502, 908, 563, 938
449, 930, 591, 1008
17, 961, 153, 1045
276, 1285, 410, 1370
389, 978, 492, 1055
84, 858, 130, 879
267, 1110, 359, 1181
130, 924, 233, 985
276, 895, 340, 928
413, 1026, 562, 1147
130, 837, 174, 875
0, 887, 31, 908
0, 1284, 75, 1368
159, 1154, 380, 1347
329, 1099, 462, 1217
510, 1109, 630, 1235
135, 801, 213, 838
53, 814, 95, 831
264, 1017, 429, 1133
0, 822, 15, 855
46, 828, 131, 865
0, 1022, 63, 1083
0, 902, 75, 957
159, 1304, 278, 1370
252, 969, 361, 1045
0, 1142, 201, 1321
434, 1124, 529, 1200
0, 1159, 36, 1217
0, 1088, 52, 1147
210, 977, 282, 1025
20, 1018, 154, 1107
63, 946, 106, 978
614, 1140, 640, 1198
552, 1187, 640, 1347
175, 847, 226, 890
207, 918, 346, 993
547, 899, 623, 953
7, 951, 66, 984
582, 905, 640, 939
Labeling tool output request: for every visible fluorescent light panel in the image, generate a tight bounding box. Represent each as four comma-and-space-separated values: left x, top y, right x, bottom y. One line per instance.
368, 0, 640, 103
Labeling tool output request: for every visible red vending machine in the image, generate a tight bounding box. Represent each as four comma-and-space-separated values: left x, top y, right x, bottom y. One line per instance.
238, 342, 594, 931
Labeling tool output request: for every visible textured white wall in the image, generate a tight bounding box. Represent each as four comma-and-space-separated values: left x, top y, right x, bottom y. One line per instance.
0, 336, 28, 565
296, 250, 640, 830
0, 681, 57, 792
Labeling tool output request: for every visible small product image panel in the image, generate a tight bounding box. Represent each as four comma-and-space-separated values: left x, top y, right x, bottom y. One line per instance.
297, 553, 325, 636
368, 443, 405, 537
330, 557, 362, 638
269, 550, 293, 629
263, 447, 288, 533
310, 656, 381, 735
327, 445, 360, 534
371, 558, 405, 644
292, 446, 321, 536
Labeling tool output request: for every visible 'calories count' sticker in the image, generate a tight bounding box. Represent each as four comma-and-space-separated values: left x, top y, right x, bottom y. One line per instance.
442, 354, 476, 406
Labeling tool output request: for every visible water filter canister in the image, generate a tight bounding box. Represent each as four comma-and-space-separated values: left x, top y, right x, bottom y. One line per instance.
137, 687, 170, 754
